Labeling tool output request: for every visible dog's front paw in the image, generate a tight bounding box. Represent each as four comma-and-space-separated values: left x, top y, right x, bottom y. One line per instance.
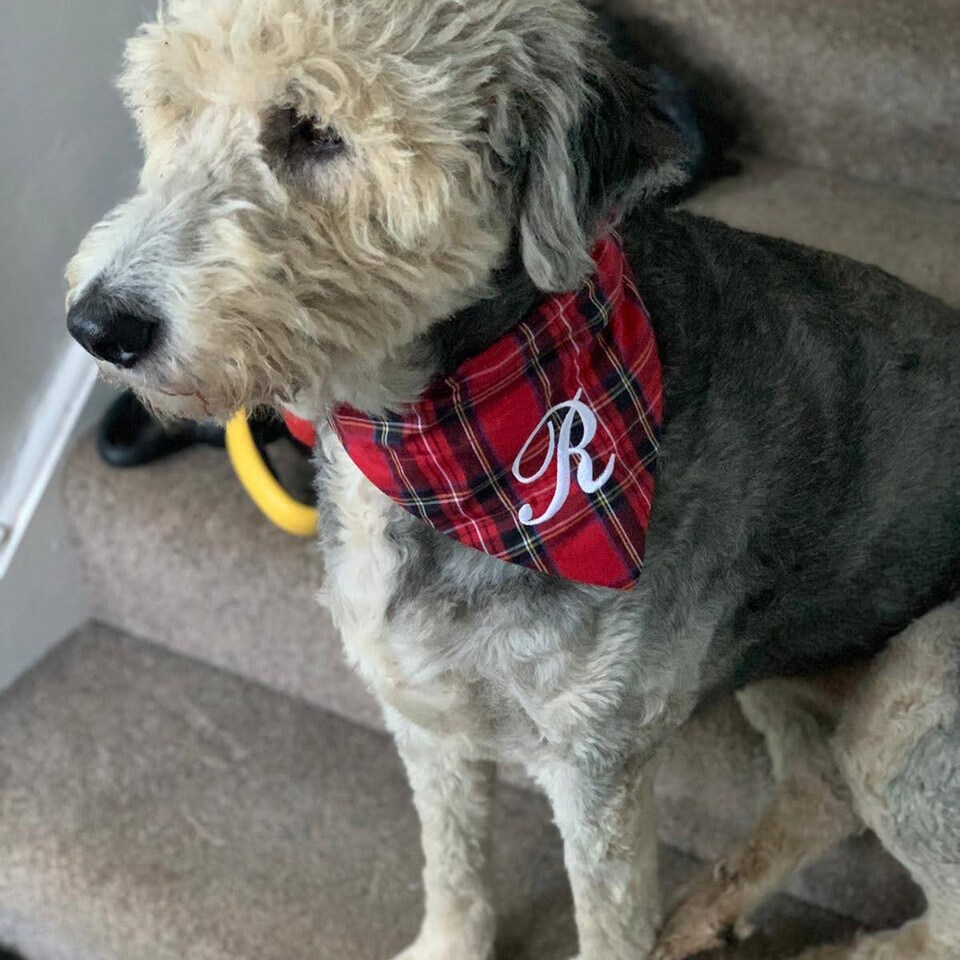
390, 933, 493, 960
390, 945, 432, 960
390, 948, 425, 960
654, 861, 751, 960
391, 947, 491, 960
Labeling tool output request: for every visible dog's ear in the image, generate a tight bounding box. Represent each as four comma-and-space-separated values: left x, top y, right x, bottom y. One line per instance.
516, 47, 688, 292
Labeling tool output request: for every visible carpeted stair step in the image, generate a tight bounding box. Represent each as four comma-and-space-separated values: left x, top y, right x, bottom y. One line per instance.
0, 624, 870, 960
685, 159, 960, 307
62, 156, 955, 930
611, 0, 960, 200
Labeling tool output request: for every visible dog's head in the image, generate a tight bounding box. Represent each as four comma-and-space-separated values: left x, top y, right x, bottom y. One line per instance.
66, 0, 685, 419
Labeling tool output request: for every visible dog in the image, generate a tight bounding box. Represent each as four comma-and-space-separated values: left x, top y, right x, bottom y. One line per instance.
65, 1, 960, 957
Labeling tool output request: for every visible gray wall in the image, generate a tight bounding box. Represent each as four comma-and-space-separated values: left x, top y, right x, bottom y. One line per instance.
0, 0, 150, 491
0, 381, 116, 689
0, 2, 152, 684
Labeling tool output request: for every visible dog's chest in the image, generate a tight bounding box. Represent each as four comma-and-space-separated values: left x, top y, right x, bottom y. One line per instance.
315, 427, 681, 761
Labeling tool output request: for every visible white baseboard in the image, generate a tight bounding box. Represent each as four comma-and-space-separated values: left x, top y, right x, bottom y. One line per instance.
0, 342, 98, 580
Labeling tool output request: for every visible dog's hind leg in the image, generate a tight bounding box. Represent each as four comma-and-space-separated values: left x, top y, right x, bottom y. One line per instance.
656, 676, 862, 960
789, 601, 960, 960
537, 753, 661, 960
386, 712, 497, 960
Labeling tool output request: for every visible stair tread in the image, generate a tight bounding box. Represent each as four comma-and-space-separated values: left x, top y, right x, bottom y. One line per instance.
686, 159, 960, 306
614, 0, 960, 200
0, 624, 859, 960
64, 432, 376, 729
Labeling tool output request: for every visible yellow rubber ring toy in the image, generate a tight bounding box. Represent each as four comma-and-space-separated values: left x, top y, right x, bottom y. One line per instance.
226, 410, 318, 537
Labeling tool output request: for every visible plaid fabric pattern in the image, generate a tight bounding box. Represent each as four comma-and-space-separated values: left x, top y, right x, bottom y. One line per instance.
331, 234, 662, 590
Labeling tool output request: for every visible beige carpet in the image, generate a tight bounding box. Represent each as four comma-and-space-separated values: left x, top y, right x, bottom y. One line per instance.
613, 0, 960, 201
0, 623, 869, 960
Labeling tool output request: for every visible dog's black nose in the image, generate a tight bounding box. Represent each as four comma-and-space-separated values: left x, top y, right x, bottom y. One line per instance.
67, 290, 158, 369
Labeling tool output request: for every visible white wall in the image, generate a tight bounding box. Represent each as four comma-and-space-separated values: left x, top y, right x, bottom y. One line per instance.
0, 1, 152, 681
0, 382, 117, 689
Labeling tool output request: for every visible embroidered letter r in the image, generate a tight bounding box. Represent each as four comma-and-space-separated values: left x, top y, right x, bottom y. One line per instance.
512, 389, 616, 527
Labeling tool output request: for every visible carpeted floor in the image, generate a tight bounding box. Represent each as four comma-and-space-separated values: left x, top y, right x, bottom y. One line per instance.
0, 623, 868, 960
615, 0, 960, 200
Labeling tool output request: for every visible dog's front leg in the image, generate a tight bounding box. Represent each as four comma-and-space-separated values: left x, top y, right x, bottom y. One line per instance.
388, 715, 496, 960
538, 755, 661, 960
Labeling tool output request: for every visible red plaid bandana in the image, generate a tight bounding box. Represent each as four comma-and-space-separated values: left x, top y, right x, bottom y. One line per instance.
331, 234, 662, 590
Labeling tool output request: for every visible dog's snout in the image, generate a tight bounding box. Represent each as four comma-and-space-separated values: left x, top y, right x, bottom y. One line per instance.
67, 289, 159, 369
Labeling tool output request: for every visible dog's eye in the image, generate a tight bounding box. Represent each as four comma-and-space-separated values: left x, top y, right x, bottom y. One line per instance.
289, 116, 344, 155
262, 107, 346, 169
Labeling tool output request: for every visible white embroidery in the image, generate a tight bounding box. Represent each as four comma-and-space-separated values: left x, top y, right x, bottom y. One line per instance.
512, 389, 616, 527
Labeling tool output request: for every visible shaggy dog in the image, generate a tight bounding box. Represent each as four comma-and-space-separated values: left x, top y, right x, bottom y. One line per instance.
66, 1, 960, 957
